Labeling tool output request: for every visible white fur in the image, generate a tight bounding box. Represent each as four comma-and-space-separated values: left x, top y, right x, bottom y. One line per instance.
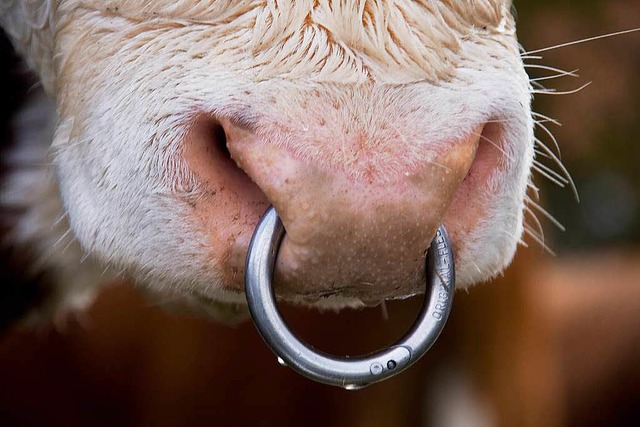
1, 0, 532, 317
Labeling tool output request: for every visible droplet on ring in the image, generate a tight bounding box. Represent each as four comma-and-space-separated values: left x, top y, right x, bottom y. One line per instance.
343, 384, 366, 391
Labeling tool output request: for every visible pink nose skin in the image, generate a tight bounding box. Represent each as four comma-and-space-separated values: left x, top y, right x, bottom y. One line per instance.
184, 115, 482, 304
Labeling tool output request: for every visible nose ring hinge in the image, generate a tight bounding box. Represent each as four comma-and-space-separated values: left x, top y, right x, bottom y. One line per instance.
244, 206, 456, 389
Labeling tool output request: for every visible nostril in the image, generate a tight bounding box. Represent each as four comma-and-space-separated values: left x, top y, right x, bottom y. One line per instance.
181, 114, 271, 290
476, 122, 505, 174
461, 122, 505, 185
183, 115, 268, 207
211, 122, 233, 161
197, 119, 234, 167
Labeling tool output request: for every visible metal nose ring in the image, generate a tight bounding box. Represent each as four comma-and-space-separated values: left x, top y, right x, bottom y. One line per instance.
244, 206, 455, 389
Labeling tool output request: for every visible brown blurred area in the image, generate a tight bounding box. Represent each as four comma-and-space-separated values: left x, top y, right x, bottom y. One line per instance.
1, 1, 639, 426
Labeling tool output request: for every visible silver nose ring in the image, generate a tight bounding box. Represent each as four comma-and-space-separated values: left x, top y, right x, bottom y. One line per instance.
245, 206, 455, 389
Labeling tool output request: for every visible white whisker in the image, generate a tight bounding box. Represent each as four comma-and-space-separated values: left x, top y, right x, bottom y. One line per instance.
523, 27, 640, 55
485, 118, 511, 124
52, 228, 73, 248
532, 164, 566, 188
80, 252, 91, 263
469, 261, 483, 275
534, 119, 562, 159
533, 138, 579, 202
524, 206, 545, 243
52, 212, 68, 227
530, 69, 580, 82
530, 81, 548, 91
532, 81, 592, 96
527, 181, 541, 201
524, 63, 580, 77
533, 159, 569, 185
532, 112, 563, 127
523, 226, 556, 256
61, 236, 76, 254
100, 265, 111, 278
525, 196, 566, 232
534, 147, 552, 160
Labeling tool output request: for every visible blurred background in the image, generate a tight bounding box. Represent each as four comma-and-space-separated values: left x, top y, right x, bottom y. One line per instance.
1, 1, 639, 426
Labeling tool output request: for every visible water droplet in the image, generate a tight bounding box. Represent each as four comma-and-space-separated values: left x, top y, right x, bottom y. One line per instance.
343, 384, 366, 391
277, 357, 287, 367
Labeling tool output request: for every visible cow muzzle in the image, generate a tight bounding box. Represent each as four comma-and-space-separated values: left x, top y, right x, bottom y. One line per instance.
184, 112, 482, 303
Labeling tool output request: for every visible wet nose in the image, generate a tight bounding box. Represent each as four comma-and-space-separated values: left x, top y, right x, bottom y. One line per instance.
222, 117, 481, 303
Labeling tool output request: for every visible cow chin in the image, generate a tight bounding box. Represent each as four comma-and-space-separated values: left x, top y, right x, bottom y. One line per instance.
45, 1, 533, 312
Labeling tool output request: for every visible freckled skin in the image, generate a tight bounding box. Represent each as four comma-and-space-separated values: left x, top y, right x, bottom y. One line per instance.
186, 106, 480, 302
183, 117, 269, 286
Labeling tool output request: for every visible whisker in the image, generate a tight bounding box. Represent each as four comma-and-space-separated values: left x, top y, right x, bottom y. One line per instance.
524, 63, 580, 77
100, 265, 111, 278
522, 27, 640, 55
532, 164, 566, 188
80, 251, 92, 263
530, 69, 580, 82
26, 80, 43, 93
52, 228, 73, 248
523, 226, 556, 256
499, 227, 521, 242
527, 181, 541, 201
469, 261, 483, 275
52, 212, 68, 227
532, 81, 592, 96
530, 81, 548, 91
534, 136, 562, 165
525, 196, 566, 231
534, 120, 562, 159
485, 118, 511, 124
534, 147, 553, 160
524, 206, 546, 243
61, 236, 76, 254
533, 138, 579, 202
533, 159, 569, 185
532, 112, 563, 127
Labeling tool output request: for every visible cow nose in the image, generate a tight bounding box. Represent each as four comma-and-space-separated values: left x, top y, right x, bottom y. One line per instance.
221, 117, 481, 303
